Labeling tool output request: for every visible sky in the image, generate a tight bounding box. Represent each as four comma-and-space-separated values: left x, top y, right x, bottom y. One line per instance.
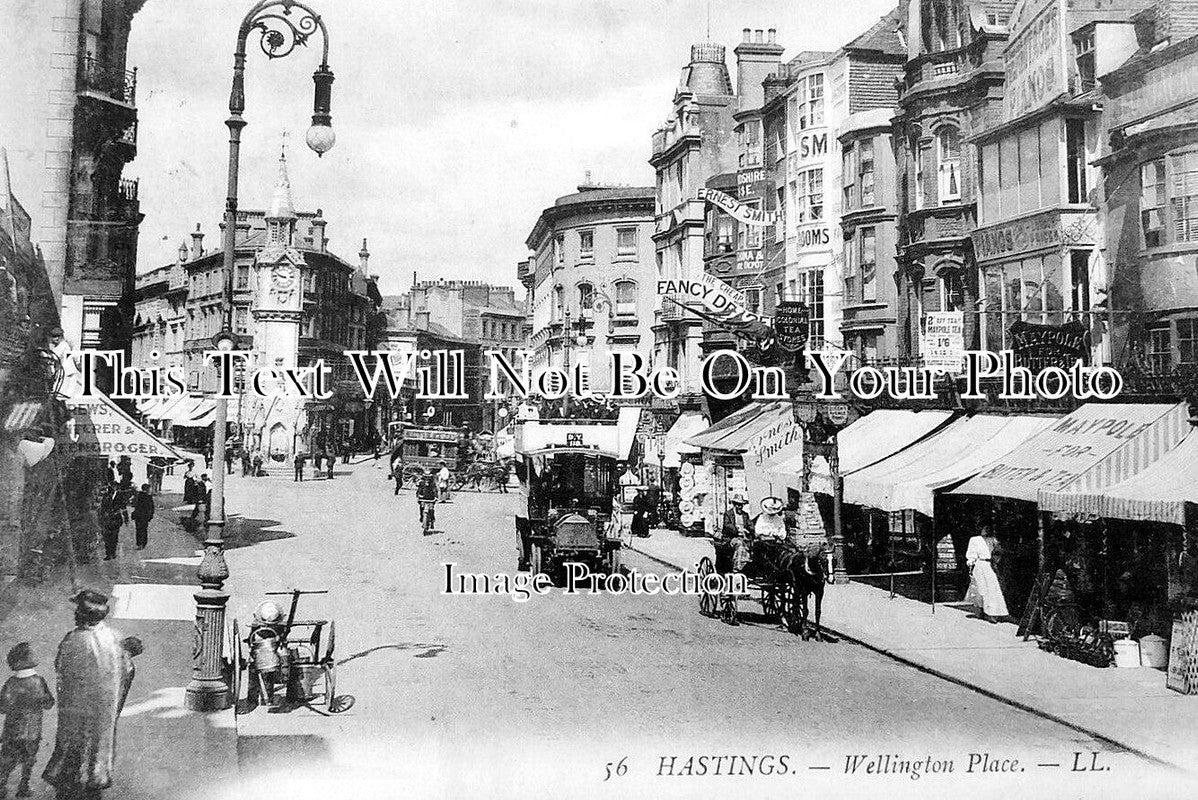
123, 0, 898, 296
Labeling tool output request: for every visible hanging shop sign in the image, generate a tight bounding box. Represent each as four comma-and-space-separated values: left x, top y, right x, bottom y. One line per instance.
696, 187, 781, 227
657, 273, 748, 314
774, 301, 810, 352
1009, 320, 1089, 370
922, 311, 965, 373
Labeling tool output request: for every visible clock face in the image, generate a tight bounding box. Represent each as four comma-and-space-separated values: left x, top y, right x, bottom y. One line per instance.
271, 265, 296, 288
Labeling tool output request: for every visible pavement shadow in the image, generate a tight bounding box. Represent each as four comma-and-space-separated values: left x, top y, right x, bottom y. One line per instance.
223, 515, 296, 550
336, 642, 449, 666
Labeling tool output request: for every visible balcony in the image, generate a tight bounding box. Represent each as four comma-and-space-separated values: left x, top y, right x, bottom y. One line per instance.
79, 55, 137, 106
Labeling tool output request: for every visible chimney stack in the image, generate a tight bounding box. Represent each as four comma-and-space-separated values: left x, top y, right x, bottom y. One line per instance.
312, 208, 328, 252
755, 29, 763, 43
743, 28, 751, 42
190, 223, 204, 260
768, 28, 776, 43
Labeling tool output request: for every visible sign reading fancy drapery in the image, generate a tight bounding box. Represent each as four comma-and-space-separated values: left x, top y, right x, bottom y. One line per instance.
696, 187, 781, 226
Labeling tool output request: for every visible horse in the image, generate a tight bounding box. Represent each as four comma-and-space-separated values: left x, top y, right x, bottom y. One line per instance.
780, 547, 832, 641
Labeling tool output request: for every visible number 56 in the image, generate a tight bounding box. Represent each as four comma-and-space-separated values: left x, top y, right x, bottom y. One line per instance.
604, 757, 628, 781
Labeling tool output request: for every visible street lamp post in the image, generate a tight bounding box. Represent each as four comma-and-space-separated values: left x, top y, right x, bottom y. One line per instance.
185, 0, 335, 713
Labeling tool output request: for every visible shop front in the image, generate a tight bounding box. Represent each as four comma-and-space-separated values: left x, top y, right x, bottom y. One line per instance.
950, 402, 1191, 621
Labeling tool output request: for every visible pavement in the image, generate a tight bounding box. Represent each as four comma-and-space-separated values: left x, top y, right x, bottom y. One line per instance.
626, 527, 1198, 774
0, 466, 239, 800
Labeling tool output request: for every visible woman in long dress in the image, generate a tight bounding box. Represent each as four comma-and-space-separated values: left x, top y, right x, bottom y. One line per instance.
965, 527, 1009, 623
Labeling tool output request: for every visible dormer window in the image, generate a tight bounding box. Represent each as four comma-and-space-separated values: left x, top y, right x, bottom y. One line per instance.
1074, 33, 1096, 92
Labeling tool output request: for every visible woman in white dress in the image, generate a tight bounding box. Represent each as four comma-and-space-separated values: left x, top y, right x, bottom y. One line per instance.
965, 527, 1009, 623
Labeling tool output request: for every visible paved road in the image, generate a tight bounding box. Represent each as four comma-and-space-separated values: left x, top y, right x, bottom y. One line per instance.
213, 459, 1184, 800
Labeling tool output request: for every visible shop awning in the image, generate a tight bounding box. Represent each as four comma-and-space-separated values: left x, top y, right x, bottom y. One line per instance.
843, 413, 1059, 516
659, 410, 708, 468
159, 396, 203, 423
952, 402, 1190, 503
144, 394, 191, 421
699, 402, 790, 454
768, 409, 954, 496
60, 392, 189, 461
172, 399, 217, 428
616, 406, 641, 461
1039, 424, 1198, 524
683, 402, 771, 450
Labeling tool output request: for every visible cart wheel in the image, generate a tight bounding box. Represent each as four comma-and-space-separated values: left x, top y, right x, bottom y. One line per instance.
721, 589, 739, 625
697, 557, 717, 617
761, 584, 780, 622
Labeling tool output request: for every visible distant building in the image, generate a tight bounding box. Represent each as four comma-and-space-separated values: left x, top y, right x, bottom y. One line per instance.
133, 152, 381, 451
523, 183, 656, 396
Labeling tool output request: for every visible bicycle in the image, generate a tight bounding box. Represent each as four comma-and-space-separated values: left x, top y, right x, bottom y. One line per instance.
419, 499, 436, 535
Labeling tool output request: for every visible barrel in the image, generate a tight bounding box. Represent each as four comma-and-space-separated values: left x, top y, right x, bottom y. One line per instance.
250, 628, 281, 672
1113, 639, 1140, 668
1139, 634, 1168, 669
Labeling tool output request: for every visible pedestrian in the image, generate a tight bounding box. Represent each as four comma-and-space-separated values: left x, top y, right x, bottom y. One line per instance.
437, 461, 451, 502
416, 469, 438, 530
42, 590, 137, 800
189, 475, 210, 523
372, 439, 380, 461
325, 450, 334, 480
182, 461, 197, 504
313, 450, 323, 478
130, 484, 153, 551
115, 457, 132, 491
252, 451, 263, 478
240, 450, 251, 477
293, 451, 306, 482
965, 526, 1010, 623
224, 443, 234, 475
145, 459, 163, 495
105, 462, 117, 487
342, 438, 351, 465
391, 462, 403, 495
202, 445, 212, 471
0, 643, 55, 799
98, 488, 124, 562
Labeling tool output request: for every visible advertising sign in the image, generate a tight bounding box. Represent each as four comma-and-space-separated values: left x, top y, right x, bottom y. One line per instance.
1003, 0, 1066, 122
774, 301, 810, 352
657, 273, 747, 314
1009, 320, 1089, 370
696, 187, 781, 226
922, 311, 965, 373
973, 211, 1064, 261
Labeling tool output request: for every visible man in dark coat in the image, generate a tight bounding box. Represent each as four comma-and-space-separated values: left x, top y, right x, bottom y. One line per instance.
98, 489, 125, 562
293, 452, 306, 482
42, 591, 135, 800
1, 643, 55, 798
129, 485, 154, 550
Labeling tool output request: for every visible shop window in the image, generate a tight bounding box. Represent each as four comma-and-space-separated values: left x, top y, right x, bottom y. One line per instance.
616, 227, 638, 256
938, 128, 961, 203
579, 230, 594, 258
799, 269, 824, 346
1147, 328, 1171, 373
860, 227, 877, 302
1179, 319, 1198, 367
1066, 119, 1088, 204
614, 280, 637, 316
577, 282, 594, 311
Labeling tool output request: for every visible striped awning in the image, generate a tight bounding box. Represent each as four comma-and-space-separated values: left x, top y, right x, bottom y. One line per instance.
843, 413, 1059, 516
768, 409, 954, 496
1040, 419, 1198, 523
699, 402, 790, 454
953, 402, 1190, 503
172, 399, 217, 428
143, 394, 190, 421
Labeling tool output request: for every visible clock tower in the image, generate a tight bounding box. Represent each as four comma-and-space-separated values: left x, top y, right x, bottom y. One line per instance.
247, 149, 307, 458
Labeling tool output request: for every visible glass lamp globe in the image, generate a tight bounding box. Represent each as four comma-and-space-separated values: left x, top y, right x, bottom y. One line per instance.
306, 124, 336, 157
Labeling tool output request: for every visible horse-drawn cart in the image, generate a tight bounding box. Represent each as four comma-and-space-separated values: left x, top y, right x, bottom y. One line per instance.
697, 534, 832, 638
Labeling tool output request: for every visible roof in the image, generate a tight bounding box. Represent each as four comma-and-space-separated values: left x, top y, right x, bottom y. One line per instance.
844, 0, 908, 55
953, 402, 1190, 503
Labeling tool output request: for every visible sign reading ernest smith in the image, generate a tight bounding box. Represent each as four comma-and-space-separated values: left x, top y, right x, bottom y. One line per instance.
696, 187, 781, 227
1003, 0, 1065, 122
923, 311, 965, 373
773, 301, 810, 352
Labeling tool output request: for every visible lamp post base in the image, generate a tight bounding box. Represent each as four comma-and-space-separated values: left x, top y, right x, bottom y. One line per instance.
184, 585, 232, 712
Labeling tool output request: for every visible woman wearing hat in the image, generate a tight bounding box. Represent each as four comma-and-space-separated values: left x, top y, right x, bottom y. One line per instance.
753, 497, 787, 541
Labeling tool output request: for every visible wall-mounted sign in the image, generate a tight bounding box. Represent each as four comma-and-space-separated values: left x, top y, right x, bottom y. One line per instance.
697, 187, 781, 227
657, 273, 748, 314
972, 211, 1064, 261
922, 311, 965, 373
774, 301, 810, 352
737, 169, 766, 185
565, 432, 583, 447
1003, 0, 1065, 122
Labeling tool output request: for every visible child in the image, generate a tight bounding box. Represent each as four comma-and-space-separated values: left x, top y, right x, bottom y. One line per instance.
0, 643, 54, 798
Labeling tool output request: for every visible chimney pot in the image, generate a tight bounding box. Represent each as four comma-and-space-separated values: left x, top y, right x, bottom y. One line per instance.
755, 29, 763, 43
743, 28, 751, 42
768, 28, 777, 43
